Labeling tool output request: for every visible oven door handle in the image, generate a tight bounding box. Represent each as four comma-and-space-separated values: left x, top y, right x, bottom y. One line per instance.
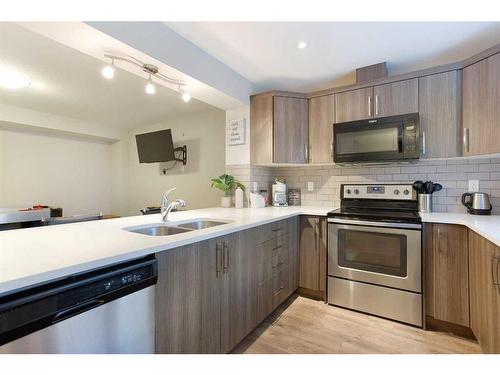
327, 217, 421, 229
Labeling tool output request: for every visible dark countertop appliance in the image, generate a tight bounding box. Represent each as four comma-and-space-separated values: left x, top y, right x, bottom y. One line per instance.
333, 113, 420, 163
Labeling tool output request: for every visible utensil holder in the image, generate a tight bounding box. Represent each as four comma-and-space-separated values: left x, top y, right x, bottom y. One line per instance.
418, 194, 432, 213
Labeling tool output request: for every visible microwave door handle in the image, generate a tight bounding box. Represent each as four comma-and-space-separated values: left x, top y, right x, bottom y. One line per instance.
398, 127, 403, 153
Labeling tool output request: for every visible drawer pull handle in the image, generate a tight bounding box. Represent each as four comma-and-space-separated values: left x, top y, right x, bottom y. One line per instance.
272, 227, 283, 232
272, 245, 283, 251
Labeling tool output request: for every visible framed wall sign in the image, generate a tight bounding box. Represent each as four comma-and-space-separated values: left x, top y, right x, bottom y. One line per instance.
227, 118, 246, 146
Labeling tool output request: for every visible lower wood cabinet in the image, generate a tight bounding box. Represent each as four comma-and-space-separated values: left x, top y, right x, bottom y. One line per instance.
424, 224, 469, 327
469, 230, 500, 353
155, 218, 299, 354
155, 238, 222, 353
298, 216, 327, 299
221, 228, 259, 353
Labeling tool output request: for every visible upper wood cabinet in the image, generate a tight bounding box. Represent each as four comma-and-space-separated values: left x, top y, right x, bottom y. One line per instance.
424, 224, 469, 327
309, 95, 334, 164
299, 216, 327, 299
274, 96, 309, 163
250, 94, 274, 164
418, 71, 462, 158
334, 87, 372, 123
373, 78, 418, 117
334, 78, 418, 123
469, 230, 500, 353
250, 93, 308, 164
462, 52, 500, 156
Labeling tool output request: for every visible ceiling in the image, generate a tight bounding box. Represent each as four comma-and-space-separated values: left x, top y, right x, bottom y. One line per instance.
0, 23, 216, 129
166, 22, 500, 92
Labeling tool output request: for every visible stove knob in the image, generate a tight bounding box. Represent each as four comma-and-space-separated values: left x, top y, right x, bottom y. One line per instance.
403, 189, 410, 195
394, 189, 400, 195
346, 189, 351, 195
353, 189, 359, 195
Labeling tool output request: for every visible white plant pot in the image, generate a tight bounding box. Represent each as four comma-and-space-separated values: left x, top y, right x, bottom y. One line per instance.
221, 196, 232, 208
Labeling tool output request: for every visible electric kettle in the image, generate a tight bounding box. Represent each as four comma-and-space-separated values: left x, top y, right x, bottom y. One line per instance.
461, 192, 492, 215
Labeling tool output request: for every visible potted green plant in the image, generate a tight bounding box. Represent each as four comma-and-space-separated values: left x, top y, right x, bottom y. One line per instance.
211, 174, 246, 208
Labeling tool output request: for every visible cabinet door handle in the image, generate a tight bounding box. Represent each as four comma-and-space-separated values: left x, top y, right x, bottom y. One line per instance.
304, 144, 309, 163
216, 242, 222, 277
223, 241, 229, 273
368, 95, 372, 117
463, 128, 470, 153
272, 227, 283, 233
422, 131, 426, 155
375, 95, 379, 116
330, 143, 333, 158
493, 255, 500, 287
315, 222, 319, 252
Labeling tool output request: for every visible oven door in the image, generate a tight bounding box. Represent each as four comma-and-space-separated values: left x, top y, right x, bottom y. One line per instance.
328, 220, 421, 293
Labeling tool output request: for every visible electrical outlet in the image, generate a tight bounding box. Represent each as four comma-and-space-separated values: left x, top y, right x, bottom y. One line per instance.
307, 181, 314, 192
468, 179, 479, 192
252, 182, 258, 192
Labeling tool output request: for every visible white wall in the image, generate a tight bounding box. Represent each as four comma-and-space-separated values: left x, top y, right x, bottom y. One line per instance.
123, 108, 226, 216
0, 127, 112, 216
225, 105, 250, 165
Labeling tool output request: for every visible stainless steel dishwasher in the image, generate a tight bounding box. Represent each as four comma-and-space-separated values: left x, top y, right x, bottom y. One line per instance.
0, 256, 157, 354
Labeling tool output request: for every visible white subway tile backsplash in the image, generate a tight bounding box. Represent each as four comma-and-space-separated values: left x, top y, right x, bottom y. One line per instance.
228, 156, 500, 213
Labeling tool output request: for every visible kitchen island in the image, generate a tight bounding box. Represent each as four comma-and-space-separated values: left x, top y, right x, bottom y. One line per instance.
0, 206, 332, 296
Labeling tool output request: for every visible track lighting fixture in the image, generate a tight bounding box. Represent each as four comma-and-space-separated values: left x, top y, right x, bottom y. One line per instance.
101, 54, 190, 102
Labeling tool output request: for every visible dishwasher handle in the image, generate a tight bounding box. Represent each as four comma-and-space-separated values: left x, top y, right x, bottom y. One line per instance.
52, 299, 105, 324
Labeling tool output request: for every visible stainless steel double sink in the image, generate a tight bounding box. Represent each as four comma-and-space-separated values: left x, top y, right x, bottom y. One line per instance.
124, 219, 230, 236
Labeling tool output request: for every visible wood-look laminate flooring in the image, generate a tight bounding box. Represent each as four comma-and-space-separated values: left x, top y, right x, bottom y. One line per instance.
232, 295, 482, 354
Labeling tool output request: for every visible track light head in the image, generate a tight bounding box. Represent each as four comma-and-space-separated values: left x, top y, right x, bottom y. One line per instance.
101, 59, 115, 79
179, 88, 191, 102
145, 75, 156, 95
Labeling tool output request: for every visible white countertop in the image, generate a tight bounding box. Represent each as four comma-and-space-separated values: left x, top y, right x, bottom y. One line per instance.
1, 205, 499, 297
0, 206, 332, 296
420, 212, 500, 247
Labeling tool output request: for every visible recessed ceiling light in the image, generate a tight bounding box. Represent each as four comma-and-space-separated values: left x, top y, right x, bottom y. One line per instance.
0, 67, 31, 89
297, 41, 307, 49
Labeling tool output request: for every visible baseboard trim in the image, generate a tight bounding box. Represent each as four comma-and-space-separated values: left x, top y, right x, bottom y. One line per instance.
296, 287, 326, 301
425, 316, 476, 340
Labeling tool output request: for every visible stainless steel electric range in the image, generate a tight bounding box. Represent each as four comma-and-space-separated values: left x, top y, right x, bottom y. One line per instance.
327, 183, 422, 327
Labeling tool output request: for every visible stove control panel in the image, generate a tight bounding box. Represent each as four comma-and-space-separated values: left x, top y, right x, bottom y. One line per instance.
342, 184, 416, 200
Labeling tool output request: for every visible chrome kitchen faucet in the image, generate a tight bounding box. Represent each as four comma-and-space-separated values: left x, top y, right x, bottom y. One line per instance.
161, 187, 187, 222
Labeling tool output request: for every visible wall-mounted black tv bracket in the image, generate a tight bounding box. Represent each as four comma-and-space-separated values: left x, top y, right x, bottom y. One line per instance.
174, 145, 187, 165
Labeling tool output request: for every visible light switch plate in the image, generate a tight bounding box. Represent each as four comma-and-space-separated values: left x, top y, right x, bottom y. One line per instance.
468, 179, 479, 192
252, 182, 258, 192
307, 181, 314, 191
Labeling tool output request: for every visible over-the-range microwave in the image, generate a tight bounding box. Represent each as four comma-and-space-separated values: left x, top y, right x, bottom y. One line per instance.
333, 113, 420, 163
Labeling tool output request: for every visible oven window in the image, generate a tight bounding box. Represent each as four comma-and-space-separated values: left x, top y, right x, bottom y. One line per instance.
336, 127, 399, 155
337, 229, 407, 277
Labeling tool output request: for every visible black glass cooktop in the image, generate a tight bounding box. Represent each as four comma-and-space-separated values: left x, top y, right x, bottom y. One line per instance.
328, 207, 421, 224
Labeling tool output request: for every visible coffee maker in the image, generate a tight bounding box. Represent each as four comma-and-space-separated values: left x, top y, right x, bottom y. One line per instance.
272, 179, 288, 207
